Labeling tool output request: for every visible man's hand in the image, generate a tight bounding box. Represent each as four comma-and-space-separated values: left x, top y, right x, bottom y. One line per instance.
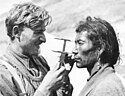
36, 63, 66, 95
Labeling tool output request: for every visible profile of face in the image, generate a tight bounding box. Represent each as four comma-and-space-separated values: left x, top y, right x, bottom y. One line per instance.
73, 31, 99, 68
18, 26, 46, 56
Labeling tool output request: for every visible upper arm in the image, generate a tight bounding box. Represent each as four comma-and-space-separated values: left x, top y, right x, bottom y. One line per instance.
0, 64, 17, 96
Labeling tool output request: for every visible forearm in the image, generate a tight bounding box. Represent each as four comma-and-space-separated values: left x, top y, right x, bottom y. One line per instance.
34, 76, 73, 96
34, 90, 52, 96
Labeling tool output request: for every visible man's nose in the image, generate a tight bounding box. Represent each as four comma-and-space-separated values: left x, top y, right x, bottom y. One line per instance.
40, 34, 46, 43
72, 46, 78, 55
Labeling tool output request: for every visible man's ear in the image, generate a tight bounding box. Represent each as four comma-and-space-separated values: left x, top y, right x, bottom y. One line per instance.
12, 26, 21, 39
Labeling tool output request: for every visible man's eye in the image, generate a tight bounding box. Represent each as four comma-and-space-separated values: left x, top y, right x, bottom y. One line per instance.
78, 41, 84, 45
35, 31, 43, 35
35, 32, 42, 34
35, 29, 45, 34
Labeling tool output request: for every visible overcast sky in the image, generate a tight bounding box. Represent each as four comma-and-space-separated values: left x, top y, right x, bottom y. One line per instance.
0, 0, 30, 13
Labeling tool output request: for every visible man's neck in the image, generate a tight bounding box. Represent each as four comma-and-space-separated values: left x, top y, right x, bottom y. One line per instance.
87, 62, 102, 76
10, 42, 22, 53
8, 41, 30, 59
87, 62, 110, 77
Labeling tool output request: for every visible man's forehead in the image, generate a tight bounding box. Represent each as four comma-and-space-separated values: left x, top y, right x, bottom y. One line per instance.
76, 31, 88, 37
75, 31, 88, 40
29, 20, 46, 32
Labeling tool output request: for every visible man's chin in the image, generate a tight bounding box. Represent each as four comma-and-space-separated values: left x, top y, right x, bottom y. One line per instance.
76, 62, 83, 68
34, 50, 40, 56
29, 50, 40, 56
35, 48, 41, 55
76, 62, 87, 68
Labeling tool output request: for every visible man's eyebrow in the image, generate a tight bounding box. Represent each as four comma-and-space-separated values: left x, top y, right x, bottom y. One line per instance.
35, 29, 46, 32
75, 39, 85, 43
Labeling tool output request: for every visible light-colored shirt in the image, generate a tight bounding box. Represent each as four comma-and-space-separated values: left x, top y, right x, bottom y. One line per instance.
79, 65, 125, 96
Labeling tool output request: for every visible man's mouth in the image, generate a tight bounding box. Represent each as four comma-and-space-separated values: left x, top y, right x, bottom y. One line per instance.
35, 41, 43, 47
74, 57, 81, 62
35, 44, 40, 49
36, 42, 42, 45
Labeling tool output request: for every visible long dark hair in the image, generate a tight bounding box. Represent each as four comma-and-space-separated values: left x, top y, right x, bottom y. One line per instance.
76, 16, 120, 66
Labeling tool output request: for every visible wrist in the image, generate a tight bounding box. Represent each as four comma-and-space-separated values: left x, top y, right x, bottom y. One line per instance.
34, 90, 51, 96
35, 83, 52, 96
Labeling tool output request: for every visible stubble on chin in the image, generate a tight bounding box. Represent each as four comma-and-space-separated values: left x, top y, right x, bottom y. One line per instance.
77, 51, 98, 68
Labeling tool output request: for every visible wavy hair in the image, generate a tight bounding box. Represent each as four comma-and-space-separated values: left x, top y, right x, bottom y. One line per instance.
5, 2, 52, 40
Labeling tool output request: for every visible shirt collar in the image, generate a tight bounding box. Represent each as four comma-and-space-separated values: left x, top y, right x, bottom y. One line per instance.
87, 63, 111, 81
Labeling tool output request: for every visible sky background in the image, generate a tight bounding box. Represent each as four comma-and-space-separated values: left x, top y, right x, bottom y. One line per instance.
0, 0, 125, 96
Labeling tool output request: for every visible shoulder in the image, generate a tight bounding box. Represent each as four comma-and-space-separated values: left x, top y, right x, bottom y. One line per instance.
0, 61, 12, 78
91, 73, 125, 96
0, 56, 14, 84
0, 60, 16, 94
0, 60, 13, 83
97, 72, 124, 88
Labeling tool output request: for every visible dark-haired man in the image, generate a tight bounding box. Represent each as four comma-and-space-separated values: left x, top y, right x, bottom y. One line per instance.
72, 16, 125, 96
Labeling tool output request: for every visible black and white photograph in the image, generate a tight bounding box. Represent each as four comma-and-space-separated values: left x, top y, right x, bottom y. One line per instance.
0, 0, 125, 96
